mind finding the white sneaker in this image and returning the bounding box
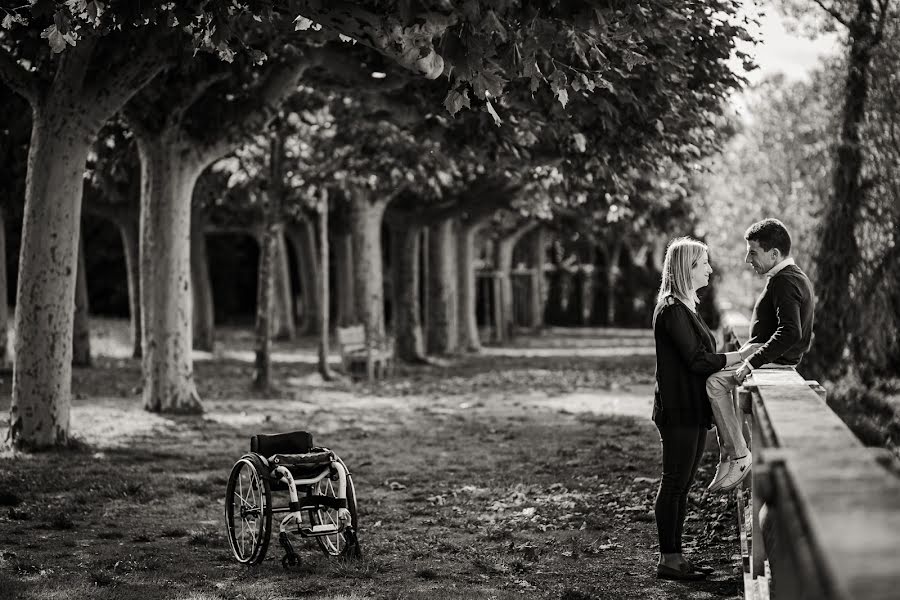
[718,453,752,492]
[707,461,732,492]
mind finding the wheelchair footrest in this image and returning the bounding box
[299,523,343,537]
[290,495,347,512]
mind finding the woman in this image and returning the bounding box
[651,237,755,581]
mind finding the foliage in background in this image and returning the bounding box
[695,69,838,315]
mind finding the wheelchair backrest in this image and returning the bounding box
[250,431,313,456]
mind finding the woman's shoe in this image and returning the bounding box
[684,559,715,574]
[656,563,707,581]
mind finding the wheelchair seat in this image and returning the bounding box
[271,450,334,468]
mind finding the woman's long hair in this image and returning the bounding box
[653,237,707,327]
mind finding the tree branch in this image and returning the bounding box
[0,48,43,105]
[811,0,851,28]
[293,1,454,79]
[83,30,171,125]
[872,0,890,45]
[196,52,322,166]
[171,69,232,125]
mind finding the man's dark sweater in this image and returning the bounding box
[747,263,815,368]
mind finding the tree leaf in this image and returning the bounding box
[443,88,471,116]
[485,99,502,126]
[294,15,314,31]
[41,24,71,53]
[622,49,648,71]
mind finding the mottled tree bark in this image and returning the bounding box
[316,193,334,380]
[603,240,623,326]
[349,189,388,377]
[72,236,92,367]
[10,114,93,447]
[391,219,426,362]
[270,232,296,340]
[529,227,547,329]
[119,219,142,358]
[286,219,321,335]
[495,222,538,342]
[0,208,7,366]
[456,219,484,352]
[426,218,458,355]
[335,232,358,326]
[7,36,166,449]
[137,134,202,413]
[191,212,215,352]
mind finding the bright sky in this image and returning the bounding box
[736,2,841,84]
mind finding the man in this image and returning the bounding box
[706,218,816,492]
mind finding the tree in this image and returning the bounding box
[779,0,897,377]
[1,5,170,447]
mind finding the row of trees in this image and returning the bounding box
[1,1,751,449]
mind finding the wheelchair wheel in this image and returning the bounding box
[310,470,361,558]
[225,456,272,564]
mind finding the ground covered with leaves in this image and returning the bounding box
[0,325,743,600]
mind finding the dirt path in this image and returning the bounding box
[0,325,742,600]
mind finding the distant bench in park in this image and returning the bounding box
[722,324,900,600]
[336,325,394,381]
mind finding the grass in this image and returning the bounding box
[0,323,742,600]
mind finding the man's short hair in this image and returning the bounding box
[744,218,791,256]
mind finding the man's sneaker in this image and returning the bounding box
[707,461,732,493]
[718,453,752,492]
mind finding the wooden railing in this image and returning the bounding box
[722,324,900,600]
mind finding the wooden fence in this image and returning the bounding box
[723,325,900,600]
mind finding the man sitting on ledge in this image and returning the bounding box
[706,218,816,492]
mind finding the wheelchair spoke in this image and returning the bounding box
[225,458,272,565]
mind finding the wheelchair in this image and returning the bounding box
[224,430,361,567]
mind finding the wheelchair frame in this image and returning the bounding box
[224,430,361,567]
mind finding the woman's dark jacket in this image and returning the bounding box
[652,296,726,428]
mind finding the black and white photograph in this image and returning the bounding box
[0,1,898,598]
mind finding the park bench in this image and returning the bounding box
[336,324,394,380]
[722,323,900,600]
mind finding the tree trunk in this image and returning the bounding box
[456,220,483,352]
[605,240,623,326]
[254,220,280,391]
[349,189,388,378]
[335,232,357,326]
[496,222,538,342]
[191,212,215,352]
[72,235,92,367]
[137,135,202,413]
[809,2,877,377]
[286,219,321,335]
[270,232,296,340]
[581,245,597,326]
[119,219,142,358]
[529,227,546,329]
[391,220,426,362]
[317,192,333,380]
[9,115,93,448]
[0,208,8,366]
[426,218,459,355]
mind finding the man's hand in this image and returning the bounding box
[734,363,752,385]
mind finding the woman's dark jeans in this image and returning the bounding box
[654,423,707,554]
